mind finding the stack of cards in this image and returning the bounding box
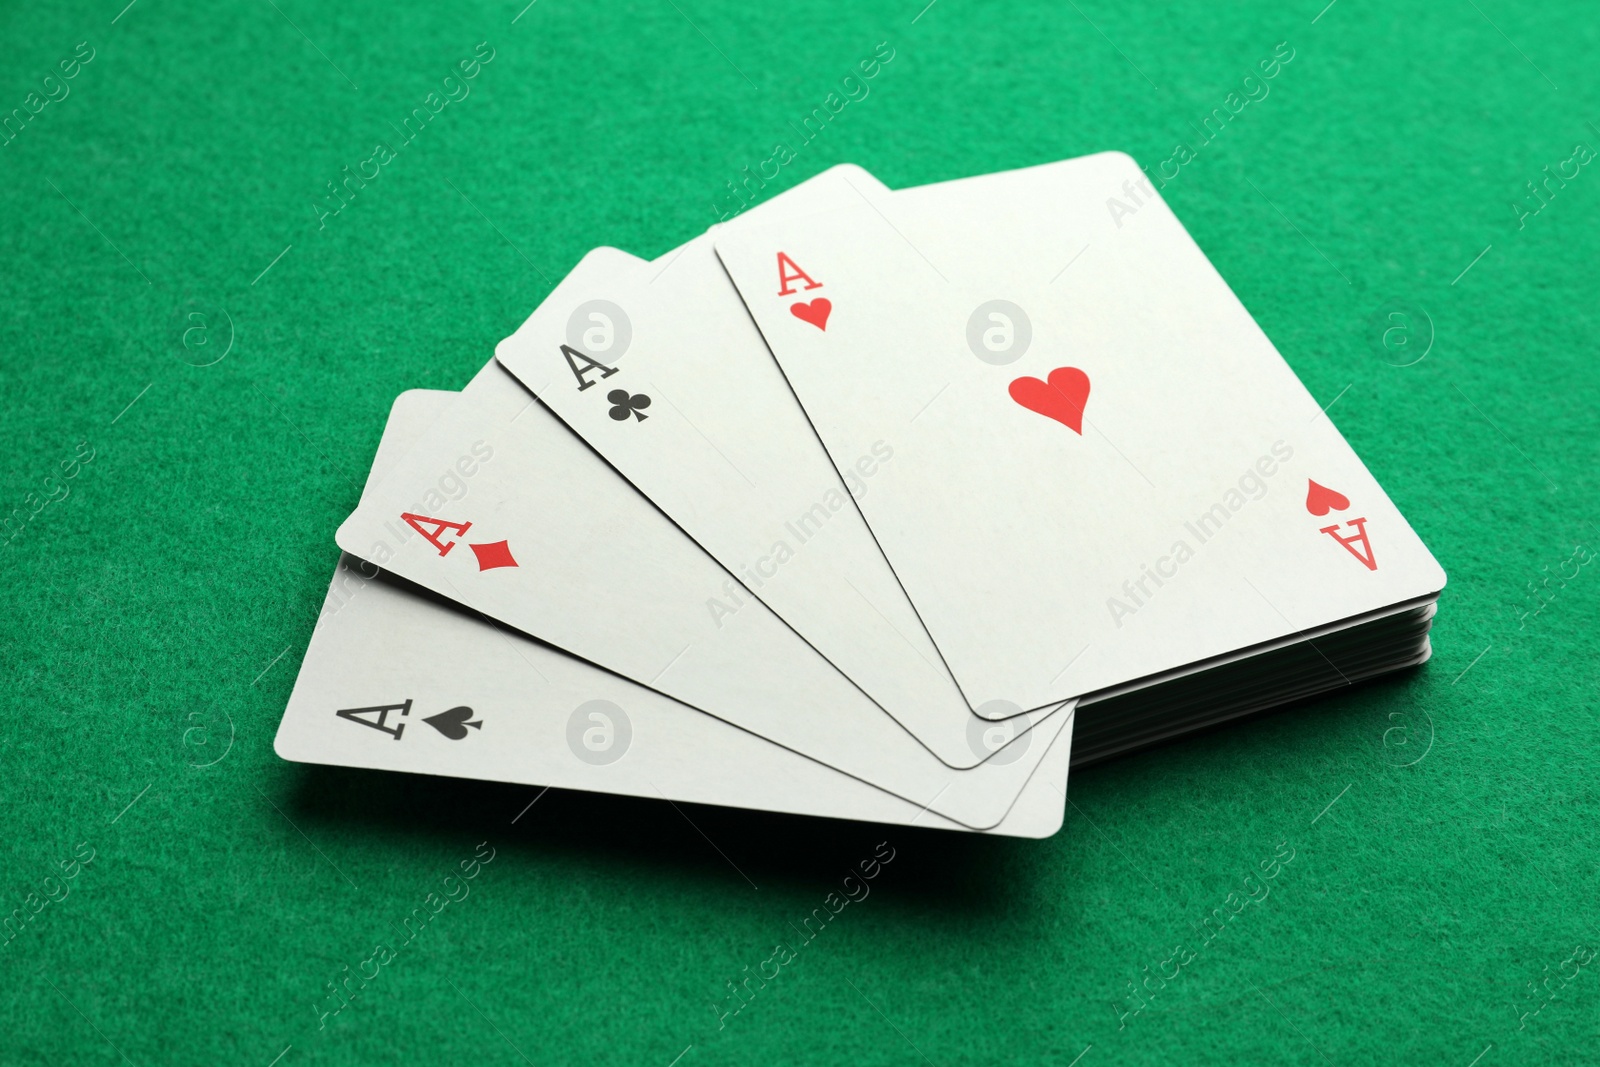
[275,153,1446,838]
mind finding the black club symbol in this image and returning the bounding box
[607,389,651,422]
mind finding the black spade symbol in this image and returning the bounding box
[423,705,482,740]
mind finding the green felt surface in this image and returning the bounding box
[3,0,1598,1063]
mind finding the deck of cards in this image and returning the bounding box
[274,153,1446,838]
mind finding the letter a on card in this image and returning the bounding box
[1320,518,1377,571]
[336,699,412,739]
[776,252,821,296]
[402,513,471,556]
[560,344,618,391]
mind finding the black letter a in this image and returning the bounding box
[561,344,618,391]
[336,699,412,739]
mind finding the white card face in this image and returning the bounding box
[278,390,1075,838]
[336,354,1071,830]
[715,152,1447,712]
[494,170,1036,776]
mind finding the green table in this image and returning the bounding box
[4,0,1597,1062]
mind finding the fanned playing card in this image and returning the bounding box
[336,352,1071,830]
[494,168,1045,783]
[279,389,1074,836]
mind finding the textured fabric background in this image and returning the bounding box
[2,0,1596,1063]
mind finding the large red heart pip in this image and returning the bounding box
[1009,367,1090,433]
[1304,479,1350,517]
[790,298,831,331]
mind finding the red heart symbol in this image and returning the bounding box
[1009,367,1090,433]
[1305,479,1350,517]
[790,298,831,331]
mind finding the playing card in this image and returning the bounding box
[493,169,1042,781]
[714,152,1447,712]
[279,389,1076,837]
[335,353,1072,830]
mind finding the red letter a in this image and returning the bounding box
[1320,517,1377,571]
[401,513,472,557]
[776,252,822,296]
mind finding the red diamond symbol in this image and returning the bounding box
[469,540,518,571]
